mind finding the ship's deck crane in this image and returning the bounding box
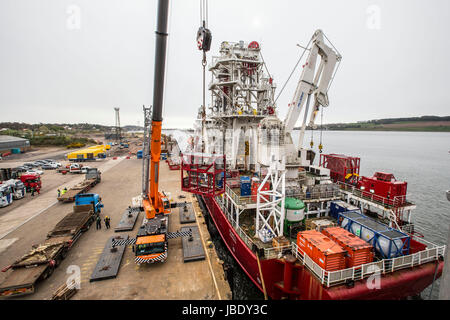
[283,30,341,165]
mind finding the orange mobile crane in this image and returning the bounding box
[131,0,191,264]
[143,0,171,220]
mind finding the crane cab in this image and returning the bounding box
[134,234,167,260]
[133,214,168,264]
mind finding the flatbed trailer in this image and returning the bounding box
[57,178,99,202]
[0,204,98,298]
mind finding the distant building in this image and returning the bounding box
[0,135,31,153]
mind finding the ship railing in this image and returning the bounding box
[286,185,341,202]
[291,240,445,287]
[263,245,292,260]
[225,185,254,207]
[217,193,292,260]
[217,194,258,252]
[337,181,410,208]
[224,184,340,208]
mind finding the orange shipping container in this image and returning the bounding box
[296,230,346,271]
[322,226,374,267]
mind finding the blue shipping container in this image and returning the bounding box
[329,200,360,219]
[240,176,251,196]
[337,210,410,259]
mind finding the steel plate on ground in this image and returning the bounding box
[89,235,128,282]
[180,226,205,262]
[114,208,140,232]
[178,202,195,224]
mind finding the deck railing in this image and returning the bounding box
[217,195,257,250]
[291,237,445,287]
[286,185,341,202]
[217,194,292,260]
[337,181,409,208]
[225,183,340,208]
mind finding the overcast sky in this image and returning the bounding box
[1,0,449,128]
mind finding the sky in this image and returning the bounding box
[0,0,449,128]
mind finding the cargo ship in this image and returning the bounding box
[177,31,446,299]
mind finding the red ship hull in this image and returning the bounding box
[202,195,444,300]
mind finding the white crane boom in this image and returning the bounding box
[284,30,341,151]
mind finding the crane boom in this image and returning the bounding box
[143,0,171,219]
[284,30,341,152]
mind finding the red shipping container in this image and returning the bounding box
[296,230,346,271]
[322,226,374,268]
[251,181,270,202]
[357,172,407,205]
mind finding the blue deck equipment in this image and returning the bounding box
[337,210,410,259]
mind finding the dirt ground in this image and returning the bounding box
[0,157,231,300]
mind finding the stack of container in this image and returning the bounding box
[322,226,374,267]
[296,230,346,271]
[240,176,251,196]
[337,210,410,258]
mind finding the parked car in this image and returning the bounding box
[42,163,58,170]
[34,160,49,166]
[26,169,44,175]
[23,163,38,168]
[13,167,27,173]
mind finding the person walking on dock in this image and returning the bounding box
[57,189,61,198]
[104,216,111,229]
[96,215,102,230]
[31,187,35,197]
[62,187,67,195]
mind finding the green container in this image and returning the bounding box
[278,197,306,236]
[11,148,21,154]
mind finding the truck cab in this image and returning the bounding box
[75,193,103,213]
[4,179,25,199]
[85,168,101,182]
[19,174,41,192]
[0,184,13,207]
